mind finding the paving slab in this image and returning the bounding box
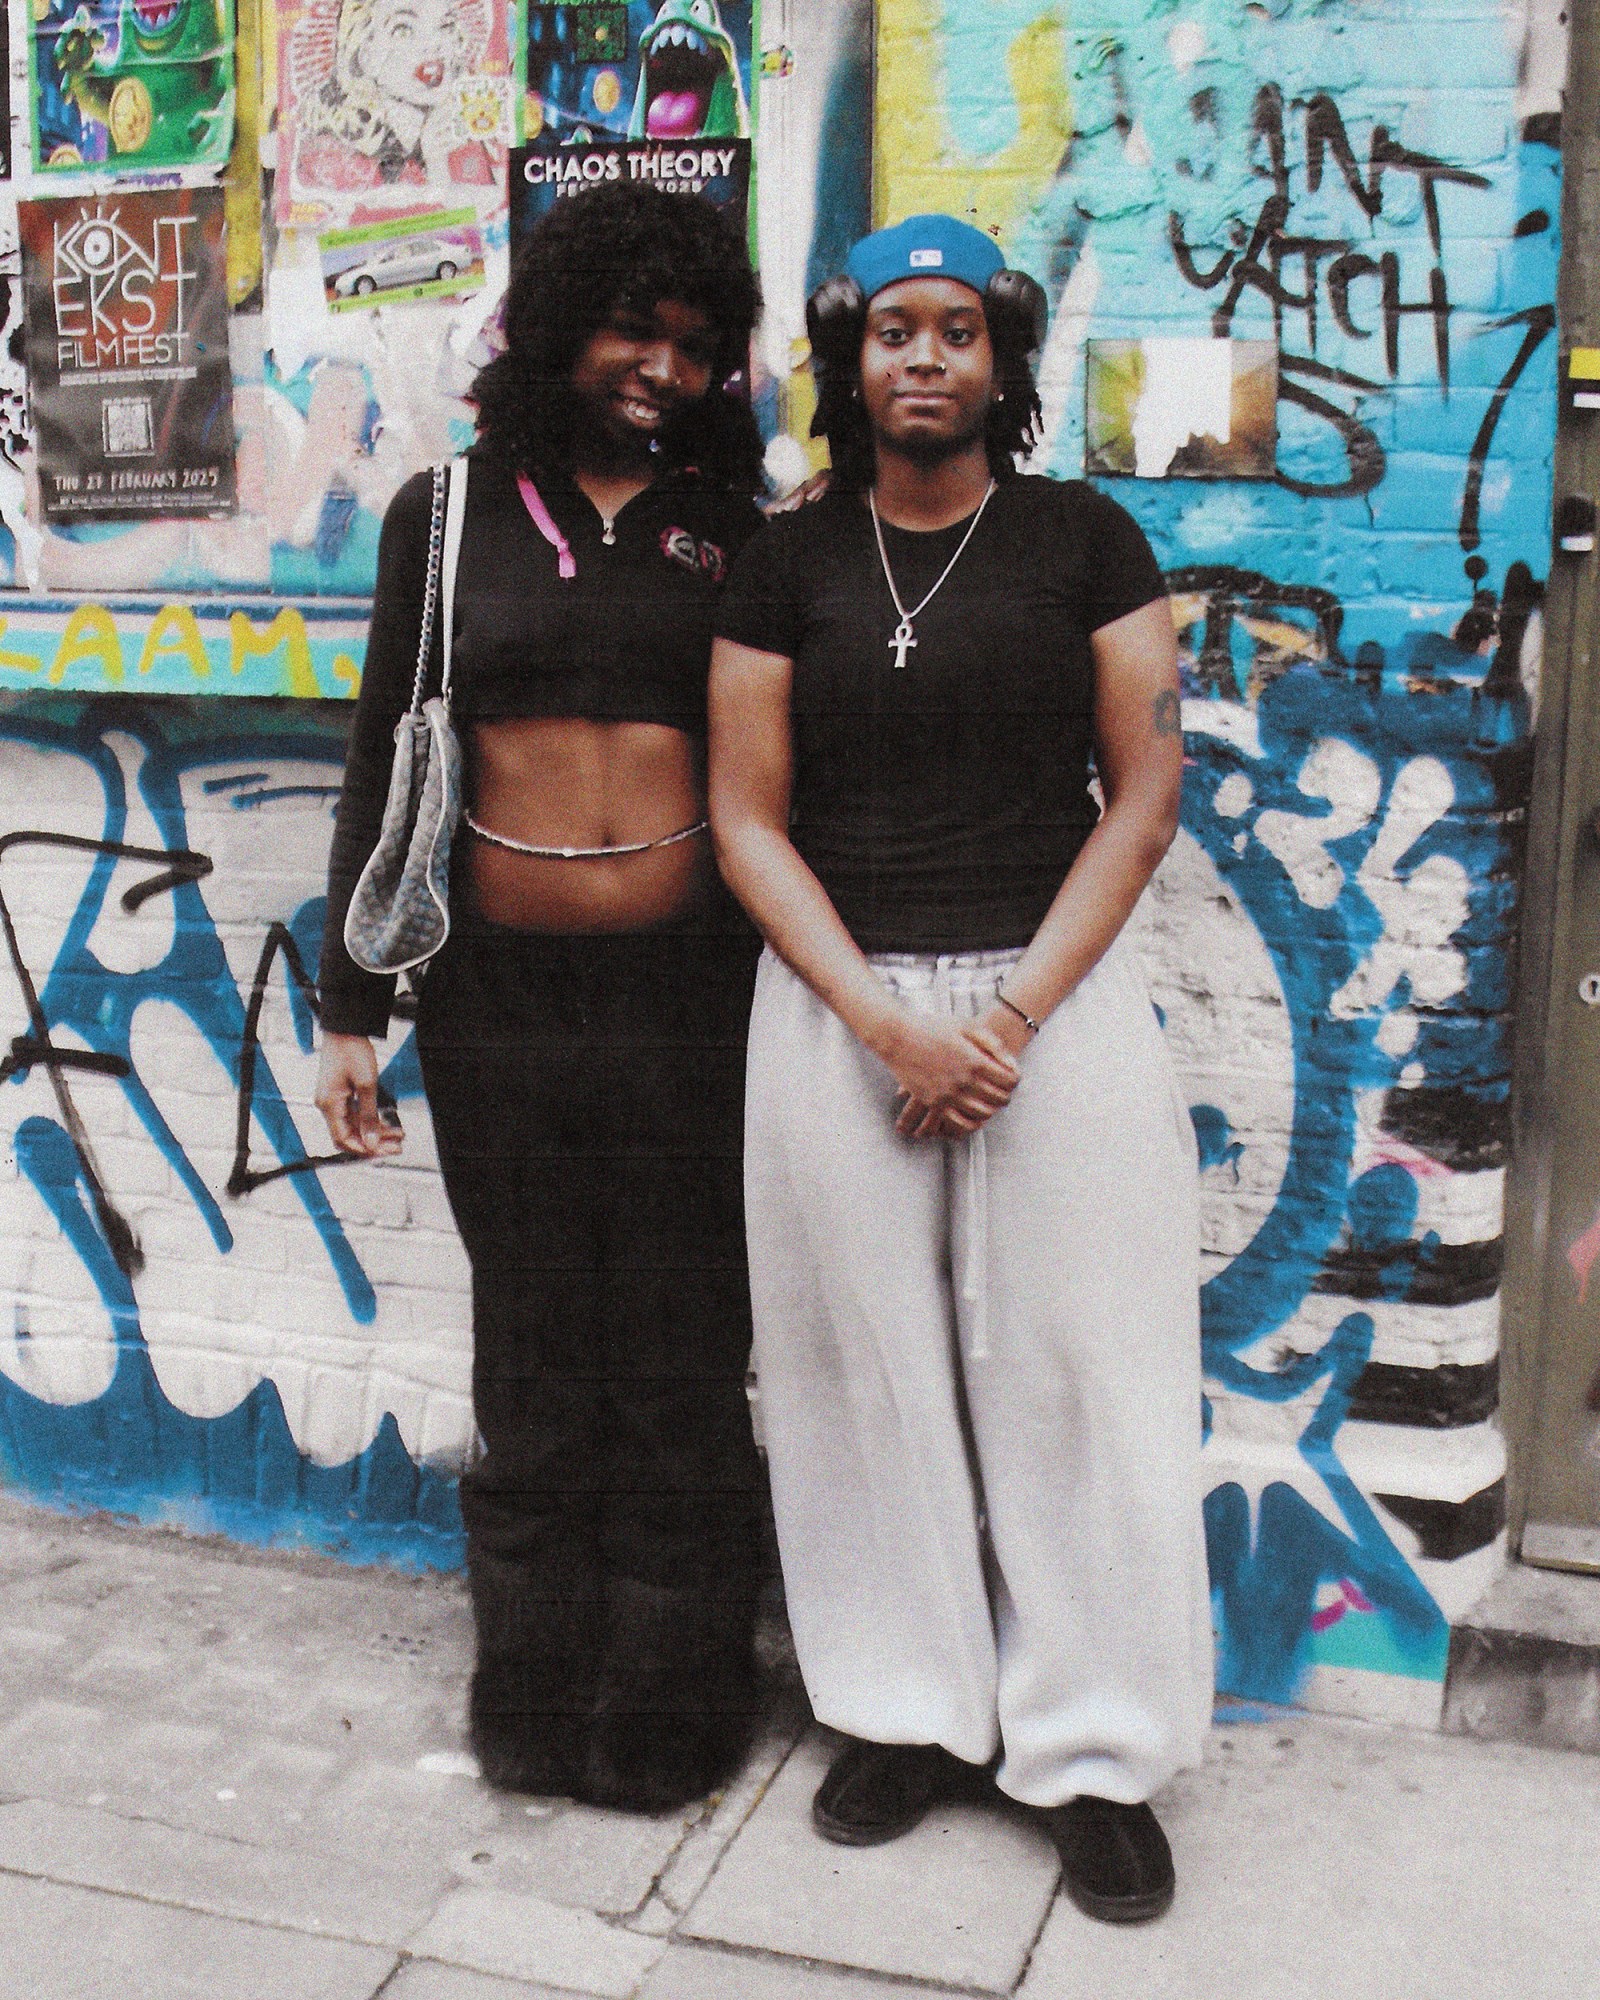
[386,1966,584,2000]
[0,1872,395,2000]
[1019,1715,1600,2000]
[408,1885,668,1997]
[0,1796,445,1946]
[442,1794,701,1918]
[653,1715,806,1916]
[681,1730,1059,1992]
[293,1753,513,1854]
[641,1942,963,2000]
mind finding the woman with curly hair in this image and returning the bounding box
[315,182,768,1814]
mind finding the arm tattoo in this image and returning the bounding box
[1152,689,1182,737]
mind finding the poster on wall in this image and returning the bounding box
[277,0,511,225]
[19,188,238,523]
[319,207,486,310]
[514,1,753,244]
[522,0,753,148]
[29,0,237,173]
[1084,338,1279,481]
[509,135,749,249]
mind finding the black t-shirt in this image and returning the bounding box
[713,476,1167,953]
[318,451,764,1036]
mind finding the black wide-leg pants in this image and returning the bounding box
[415,904,762,1734]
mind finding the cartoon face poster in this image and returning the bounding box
[18,188,238,523]
[278,0,511,224]
[523,0,752,146]
[30,0,237,173]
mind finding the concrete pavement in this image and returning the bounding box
[0,1494,1595,2000]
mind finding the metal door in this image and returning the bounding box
[1507,0,1600,1571]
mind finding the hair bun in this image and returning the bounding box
[984,269,1048,354]
[805,275,867,355]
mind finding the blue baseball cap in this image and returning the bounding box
[844,214,1006,304]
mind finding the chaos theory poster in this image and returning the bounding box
[19,188,237,523]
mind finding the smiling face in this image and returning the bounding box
[353,0,462,114]
[858,277,997,462]
[567,296,717,464]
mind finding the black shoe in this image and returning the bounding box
[1039,1796,1175,1923]
[811,1737,979,1847]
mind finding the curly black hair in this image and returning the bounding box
[806,267,1047,491]
[471,181,764,490]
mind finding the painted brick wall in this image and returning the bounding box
[875,0,1563,1720]
[0,697,472,1565]
[0,0,1569,1724]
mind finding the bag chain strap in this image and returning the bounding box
[406,462,448,717]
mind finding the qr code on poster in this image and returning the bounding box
[102,396,155,457]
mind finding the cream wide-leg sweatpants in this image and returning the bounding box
[744,939,1214,1808]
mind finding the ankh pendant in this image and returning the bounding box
[889,618,917,669]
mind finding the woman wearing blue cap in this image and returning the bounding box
[708,214,1210,1921]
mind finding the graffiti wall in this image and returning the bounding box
[0,0,1567,1723]
[876,0,1562,1718]
[0,695,471,1562]
[0,8,876,1563]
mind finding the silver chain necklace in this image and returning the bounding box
[869,480,997,669]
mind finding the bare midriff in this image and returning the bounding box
[466,715,712,931]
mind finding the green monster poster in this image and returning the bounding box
[515,0,753,247]
[522,0,752,146]
[30,0,237,173]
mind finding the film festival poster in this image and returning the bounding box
[19,187,239,524]
[513,2,753,249]
[29,0,237,174]
[277,0,512,226]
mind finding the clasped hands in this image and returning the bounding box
[882,1004,1032,1141]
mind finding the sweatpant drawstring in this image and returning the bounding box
[963,1128,989,1362]
[932,956,991,1364]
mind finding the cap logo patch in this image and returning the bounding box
[908,248,944,268]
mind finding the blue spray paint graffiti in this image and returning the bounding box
[996,0,1556,1701]
[0,696,462,1566]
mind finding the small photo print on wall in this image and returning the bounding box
[277,0,511,225]
[1085,338,1278,480]
[18,187,238,523]
[28,0,236,173]
[319,208,486,310]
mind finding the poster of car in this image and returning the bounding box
[18,188,238,523]
[29,0,236,173]
[277,0,511,226]
[319,208,487,310]
[522,0,752,147]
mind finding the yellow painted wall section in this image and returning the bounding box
[874,0,1071,242]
